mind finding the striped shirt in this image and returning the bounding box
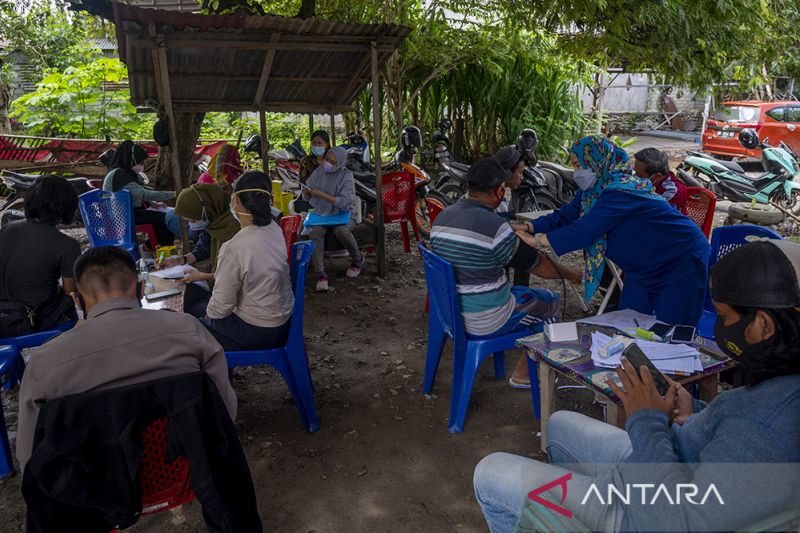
[430,198,518,336]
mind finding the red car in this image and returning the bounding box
[702,100,800,158]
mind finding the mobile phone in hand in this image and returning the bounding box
[621,343,671,396]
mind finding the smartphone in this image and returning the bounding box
[144,288,181,301]
[648,323,673,339]
[621,343,671,396]
[670,325,696,344]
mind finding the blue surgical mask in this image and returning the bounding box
[311,146,327,157]
[188,220,209,231]
[573,168,598,191]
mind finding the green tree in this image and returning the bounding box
[10,57,139,138]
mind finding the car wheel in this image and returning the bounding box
[727,202,785,225]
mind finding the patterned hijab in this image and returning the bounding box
[570,135,663,303]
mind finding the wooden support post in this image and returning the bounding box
[330,113,336,145]
[371,42,385,278]
[151,28,189,250]
[259,109,269,177]
[308,114,314,136]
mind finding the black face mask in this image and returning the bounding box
[713,312,771,360]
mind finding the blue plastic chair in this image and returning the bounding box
[0,320,75,478]
[78,189,139,259]
[225,241,320,432]
[697,224,783,338]
[419,244,542,433]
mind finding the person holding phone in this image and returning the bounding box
[473,239,800,532]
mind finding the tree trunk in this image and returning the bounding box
[154,112,205,191]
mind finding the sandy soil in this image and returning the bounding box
[0,224,605,532]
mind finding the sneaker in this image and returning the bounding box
[316,275,329,291]
[346,263,362,279]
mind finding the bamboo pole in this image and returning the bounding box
[330,113,336,146]
[371,42,385,278]
[259,109,269,177]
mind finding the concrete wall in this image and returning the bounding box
[579,73,705,114]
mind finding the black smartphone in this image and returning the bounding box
[144,288,181,301]
[671,325,696,344]
[621,343,671,396]
[648,323,673,338]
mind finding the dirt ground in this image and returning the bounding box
[0,223,606,532]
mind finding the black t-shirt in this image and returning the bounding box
[0,221,81,308]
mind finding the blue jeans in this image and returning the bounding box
[473,411,631,533]
[472,286,560,339]
[164,208,199,241]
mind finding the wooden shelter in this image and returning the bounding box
[102,2,410,275]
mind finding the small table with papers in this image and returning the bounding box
[518,310,735,451]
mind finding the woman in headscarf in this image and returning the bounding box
[298,129,330,184]
[102,140,176,246]
[302,145,362,291]
[159,184,240,280]
[515,135,710,326]
[197,143,243,191]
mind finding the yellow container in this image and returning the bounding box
[155,245,178,263]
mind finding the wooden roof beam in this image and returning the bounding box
[335,54,373,106]
[253,33,281,106]
[128,35,395,53]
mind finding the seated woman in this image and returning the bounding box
[0,176,80,335]
[298,129,330,184]
[197,143,244,191]
[189,171,294,351]
[102,140,176,246]
[302,146,363,292]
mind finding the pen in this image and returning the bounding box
[634,318,640,327]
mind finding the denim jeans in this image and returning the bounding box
[473,410,632,533]
[164,208,198,241]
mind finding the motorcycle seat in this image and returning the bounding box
[2,171,43,181]
[690,152,746,174]
[538,161,574,182]
[450,161,471,173]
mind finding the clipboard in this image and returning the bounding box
[303,211,351,228]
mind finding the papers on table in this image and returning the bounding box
[578,309,659,332]
[590,331,703,375]
[150,264,195,279]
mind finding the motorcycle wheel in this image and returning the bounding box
[778,190,800,215]
[415,190,449,240]
[438,182,466,204]
[515,192,558,214]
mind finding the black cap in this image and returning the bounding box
[711,240,800,308]
[467,158,508,192]
[494,145,524,181]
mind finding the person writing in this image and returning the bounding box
[188,171,294,351]
[102,140,176,246]
[473,239,800,532]
[0,176,80,336]
[302,146,363,291]
[159,184,240,286]
[16,245,236,470]
[516,135,710,327]
[633,147,688,215]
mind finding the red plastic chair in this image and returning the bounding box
[685,187,716,239]
[382,171,419,253]
[135,224,159,252]
[280,215,302,265]
[423,200,445,314]
[109,417,194,532]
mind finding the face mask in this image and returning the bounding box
[311,146,326,157]
[713,312,771,360]
[323,161,336,173]
[230,204,240,223]
[573,168,598,191]
[189,220,209,231]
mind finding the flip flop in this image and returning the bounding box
[508,377,531,389]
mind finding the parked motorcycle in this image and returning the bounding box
[677,128,800,213]
[0,171,98,228]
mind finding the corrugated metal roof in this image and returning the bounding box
[112,2,410,114]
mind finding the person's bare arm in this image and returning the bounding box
[530,251,582,285]
[62,277,77,296]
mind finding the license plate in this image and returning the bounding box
[718,131,734,138]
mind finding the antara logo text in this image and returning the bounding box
[528,473,725,517]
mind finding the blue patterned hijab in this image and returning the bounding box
[570,135,664,303]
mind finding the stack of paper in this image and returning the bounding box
[590,332,703,375]
[578,309,659,332]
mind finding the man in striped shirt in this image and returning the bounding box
[431,158,579,387]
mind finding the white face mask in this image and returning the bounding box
[230,204,240,223]
[188,220,209,231]
[573,168,598,191]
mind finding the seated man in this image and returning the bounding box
[633,147,688,214]
[17,246,236,470]
[473,240,800,532]
[430,158,581,389]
